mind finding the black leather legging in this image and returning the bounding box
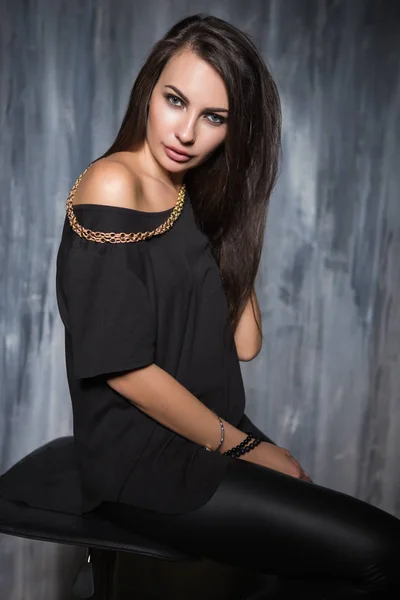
[98,414,400,598]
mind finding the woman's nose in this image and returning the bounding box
[176,115,196,144]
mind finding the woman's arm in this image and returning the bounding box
[234,286,262,361]
[106,363,307,479]
[107,364,249,454]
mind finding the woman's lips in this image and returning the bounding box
[163,144,192,163]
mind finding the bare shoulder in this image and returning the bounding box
[72,157,141,209]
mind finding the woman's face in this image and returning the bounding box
[146,49,229,175]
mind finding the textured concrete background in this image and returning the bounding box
[1,0,399,597]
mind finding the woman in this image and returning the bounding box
[56,13,400,598]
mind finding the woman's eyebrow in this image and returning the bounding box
[164,85,229,113]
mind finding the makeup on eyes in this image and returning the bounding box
[163,91,227,126]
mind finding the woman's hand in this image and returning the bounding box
[241,441,312,482]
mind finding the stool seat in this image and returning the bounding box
[0,436,191,562]
[0,494,191,561]
[0,436,279,599]
[0,436,349,599]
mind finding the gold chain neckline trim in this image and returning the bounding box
[66,163,186,244]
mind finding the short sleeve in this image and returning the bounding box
[63,245,156,379]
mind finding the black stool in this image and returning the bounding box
[0,437,281,599]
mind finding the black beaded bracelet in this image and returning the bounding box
[222,432,253,456]
[222,431,261,458]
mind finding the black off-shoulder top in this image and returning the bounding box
[2,184,247,516]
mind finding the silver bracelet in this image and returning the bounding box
[204,410,225,452]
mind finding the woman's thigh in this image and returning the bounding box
[183,459,400,585]
[100,415,400,594]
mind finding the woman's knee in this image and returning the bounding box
[349,512,400,593]
[354,553,398,594]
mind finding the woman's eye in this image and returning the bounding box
[166,94,183,107]
[206,114,226,126]
[165,94,226,126]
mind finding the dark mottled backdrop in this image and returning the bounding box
[1,0,399,598]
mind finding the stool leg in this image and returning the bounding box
[90,548,118,600]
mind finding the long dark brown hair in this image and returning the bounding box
[95,13,282,335]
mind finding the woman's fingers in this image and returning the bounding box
[285,450,312,482]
